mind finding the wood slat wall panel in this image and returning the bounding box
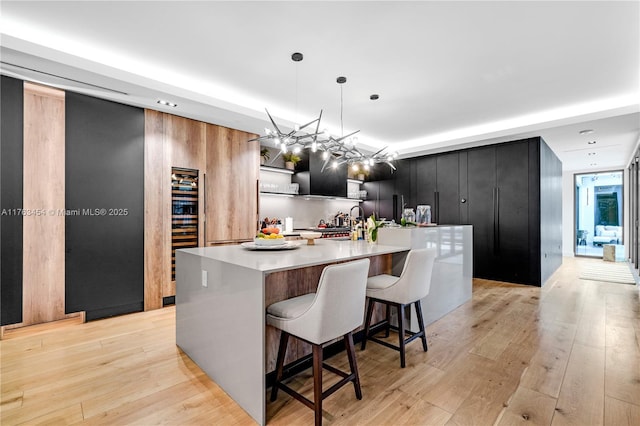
[143,110,165,310]
[22,82,66,325]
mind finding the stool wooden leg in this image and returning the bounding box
[312,344,323,426]
[414,301,428,352]
[397,303,406,368]
[384,304,391,337]
[271,331,289,402]
[361,298,375,350]
[344,332,362,400]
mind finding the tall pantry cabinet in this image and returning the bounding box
[467,139,546,285]
[414,137,562,287]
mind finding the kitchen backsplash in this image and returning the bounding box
[259,196,360,229]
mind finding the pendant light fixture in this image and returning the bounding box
[249,52,326,162]
[251,54,398,172]
[320,76,397,172]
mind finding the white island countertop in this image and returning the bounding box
[179,239,409,273]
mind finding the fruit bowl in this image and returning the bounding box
[254,236,286,246]
[299,231,322,245]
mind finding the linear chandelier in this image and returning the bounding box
[249,53,398,172]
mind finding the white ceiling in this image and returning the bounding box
[1,1,639,171]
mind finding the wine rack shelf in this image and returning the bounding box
[171,167,199,282]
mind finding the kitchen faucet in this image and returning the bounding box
[350,205,364,231]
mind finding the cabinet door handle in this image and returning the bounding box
[434,191,439,223]
[493,187,500,254]
[203,173,206,246]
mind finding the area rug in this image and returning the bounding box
[579,262,637,285]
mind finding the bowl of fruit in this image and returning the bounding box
[299,231,322,245]
[255,227,286,246]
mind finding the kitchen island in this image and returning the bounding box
[175,240,410,425]
[378,225,473,329]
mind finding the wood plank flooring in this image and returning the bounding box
[1,257,638,425]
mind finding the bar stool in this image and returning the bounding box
[267,258,370,426]
[361,248,436,368]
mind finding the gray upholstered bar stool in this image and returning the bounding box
[361,248,436,368]
[267,258,370,426]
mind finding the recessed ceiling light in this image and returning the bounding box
[157,99,177,107]
[587,140,596,145]
[579,129,594,135]
[588,152,596,156]
[370,94,379,100]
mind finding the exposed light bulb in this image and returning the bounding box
[393,152,398,158]
[364,164,370,171]
[265,128,272,135]
[332,161,338,169]
[311,142,318,152]
[387,155,393,161]
[281,143,288,153]
[322,151,329,160]
[293,146,301,154]
[352,164,359,172]
[274,137,281,145]
[294,124,300,131]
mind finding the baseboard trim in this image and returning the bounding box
[0,311,85,340]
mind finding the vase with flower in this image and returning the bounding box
[366,213,384,243]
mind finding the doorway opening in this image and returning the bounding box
[575,171,624,258]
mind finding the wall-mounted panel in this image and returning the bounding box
[22,82,66,325]
[65,92,144,320]
[1,76,24,325]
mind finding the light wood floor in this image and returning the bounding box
[1,257,639,425]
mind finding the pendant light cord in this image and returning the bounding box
[340,83,344,137]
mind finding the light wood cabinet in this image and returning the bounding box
[144,111,259,310]
[205,124,259,244]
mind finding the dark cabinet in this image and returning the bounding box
[466,138,560,286]
[366,136,562,287]
[363,179,395,220]
[415,152,461,225]
[393,159,416,221]
[496,141,531,283]
[293,149,347,197]
[468,141,532,283]
[415,156,437,214]
[436,153,461,224]
[467,145,497,279]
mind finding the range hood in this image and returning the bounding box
[292,149,348,198]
